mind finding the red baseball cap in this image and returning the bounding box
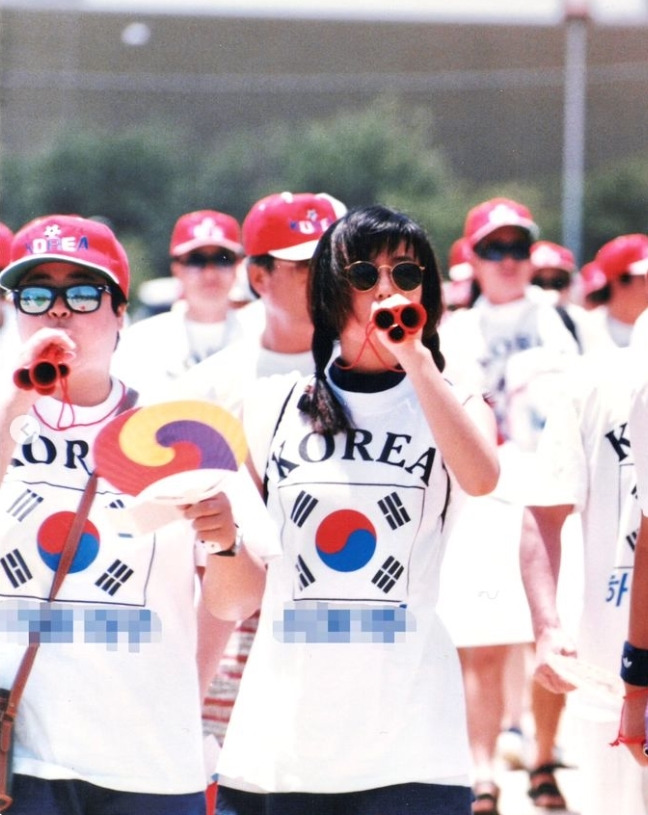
[448,237,474,282]
[169,210,243,257]
[0,222,14,270]
[0,215,130,298]
[531,241,576,274]
[242,192,346,260]
[580,260,607,296]
[594,233,648,281]
[464,197,539,248]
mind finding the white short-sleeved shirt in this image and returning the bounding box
[527,348,641,703]
[0,380,206,793]
[629,371,648,517]
[217,373,471,794]
[111,301,254,404]
[439,288,580,445]
[175,336,313,418]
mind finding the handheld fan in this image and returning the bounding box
[546,653,624,703]
[93,400,247,504]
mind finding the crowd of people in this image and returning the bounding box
[0,194,648,815]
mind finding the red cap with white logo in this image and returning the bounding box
[464,197,539,248]
[0,214,130,298]
[580,260,607,296]
[242,192,346,261]
[594,233,648,281]
[169,210,243,257]
[0,222,14,270]
[531,241,576,274]
[448,236,474,282]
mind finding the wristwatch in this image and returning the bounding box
[202,526,243,557]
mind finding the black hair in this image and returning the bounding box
[245,254,275,298]
[586,283,611,305]
[467,278,482,307]
[110,286,128,314]
[247,254,275,272]
[299,204,445,435]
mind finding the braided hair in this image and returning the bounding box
[299,205,446,435]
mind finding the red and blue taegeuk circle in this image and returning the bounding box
[37,512,100,572]
[315,509,376,572]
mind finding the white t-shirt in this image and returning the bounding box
[629,370,648,516]
[217,372,471,793]
[0,379,205,794]
[526,348,641,713]
[585,306,636,349]
[111,301,253,404]
[176,335,313,418]
[439,288,580,444]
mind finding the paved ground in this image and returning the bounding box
[499,765,581,815]
[494,705,583,815]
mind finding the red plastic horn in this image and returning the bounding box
[13,347,70,395]
[372,302,427,342]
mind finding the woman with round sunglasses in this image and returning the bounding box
[208,205,500,815]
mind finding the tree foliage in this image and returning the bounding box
[3,95,648,307]
[583,157,648,258]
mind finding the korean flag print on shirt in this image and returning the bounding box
[282,479,424,606]
[0,478,153,607]
[0,393,154,608]
[266,375,453,635]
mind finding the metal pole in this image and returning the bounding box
[562,1,588,266]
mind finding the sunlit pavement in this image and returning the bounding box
[496,706,582,815]
[499,765,581,815]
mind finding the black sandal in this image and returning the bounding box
[528,763,567,810]
[472,781,500,815]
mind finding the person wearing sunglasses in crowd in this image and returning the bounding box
[111,209,252,404]
[202,204,500,815]
[0,214,269,815]
[530,240,585,354]
[437,199,581,815]
[533,237,648,356]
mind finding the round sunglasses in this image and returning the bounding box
[13,283,113,315]
[344,261,425,292]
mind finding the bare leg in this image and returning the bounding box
[460,644,511,780]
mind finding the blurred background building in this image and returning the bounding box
[1,0,647,185]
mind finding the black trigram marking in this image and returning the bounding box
[291,491,318,527]
[1,549,33,588]
[95,559,133,596]
[296,555,316,590]
[378,492,410,530]
[7,489,43,522]
[371,556,404,593]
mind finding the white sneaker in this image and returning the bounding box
[496,727,526,770]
